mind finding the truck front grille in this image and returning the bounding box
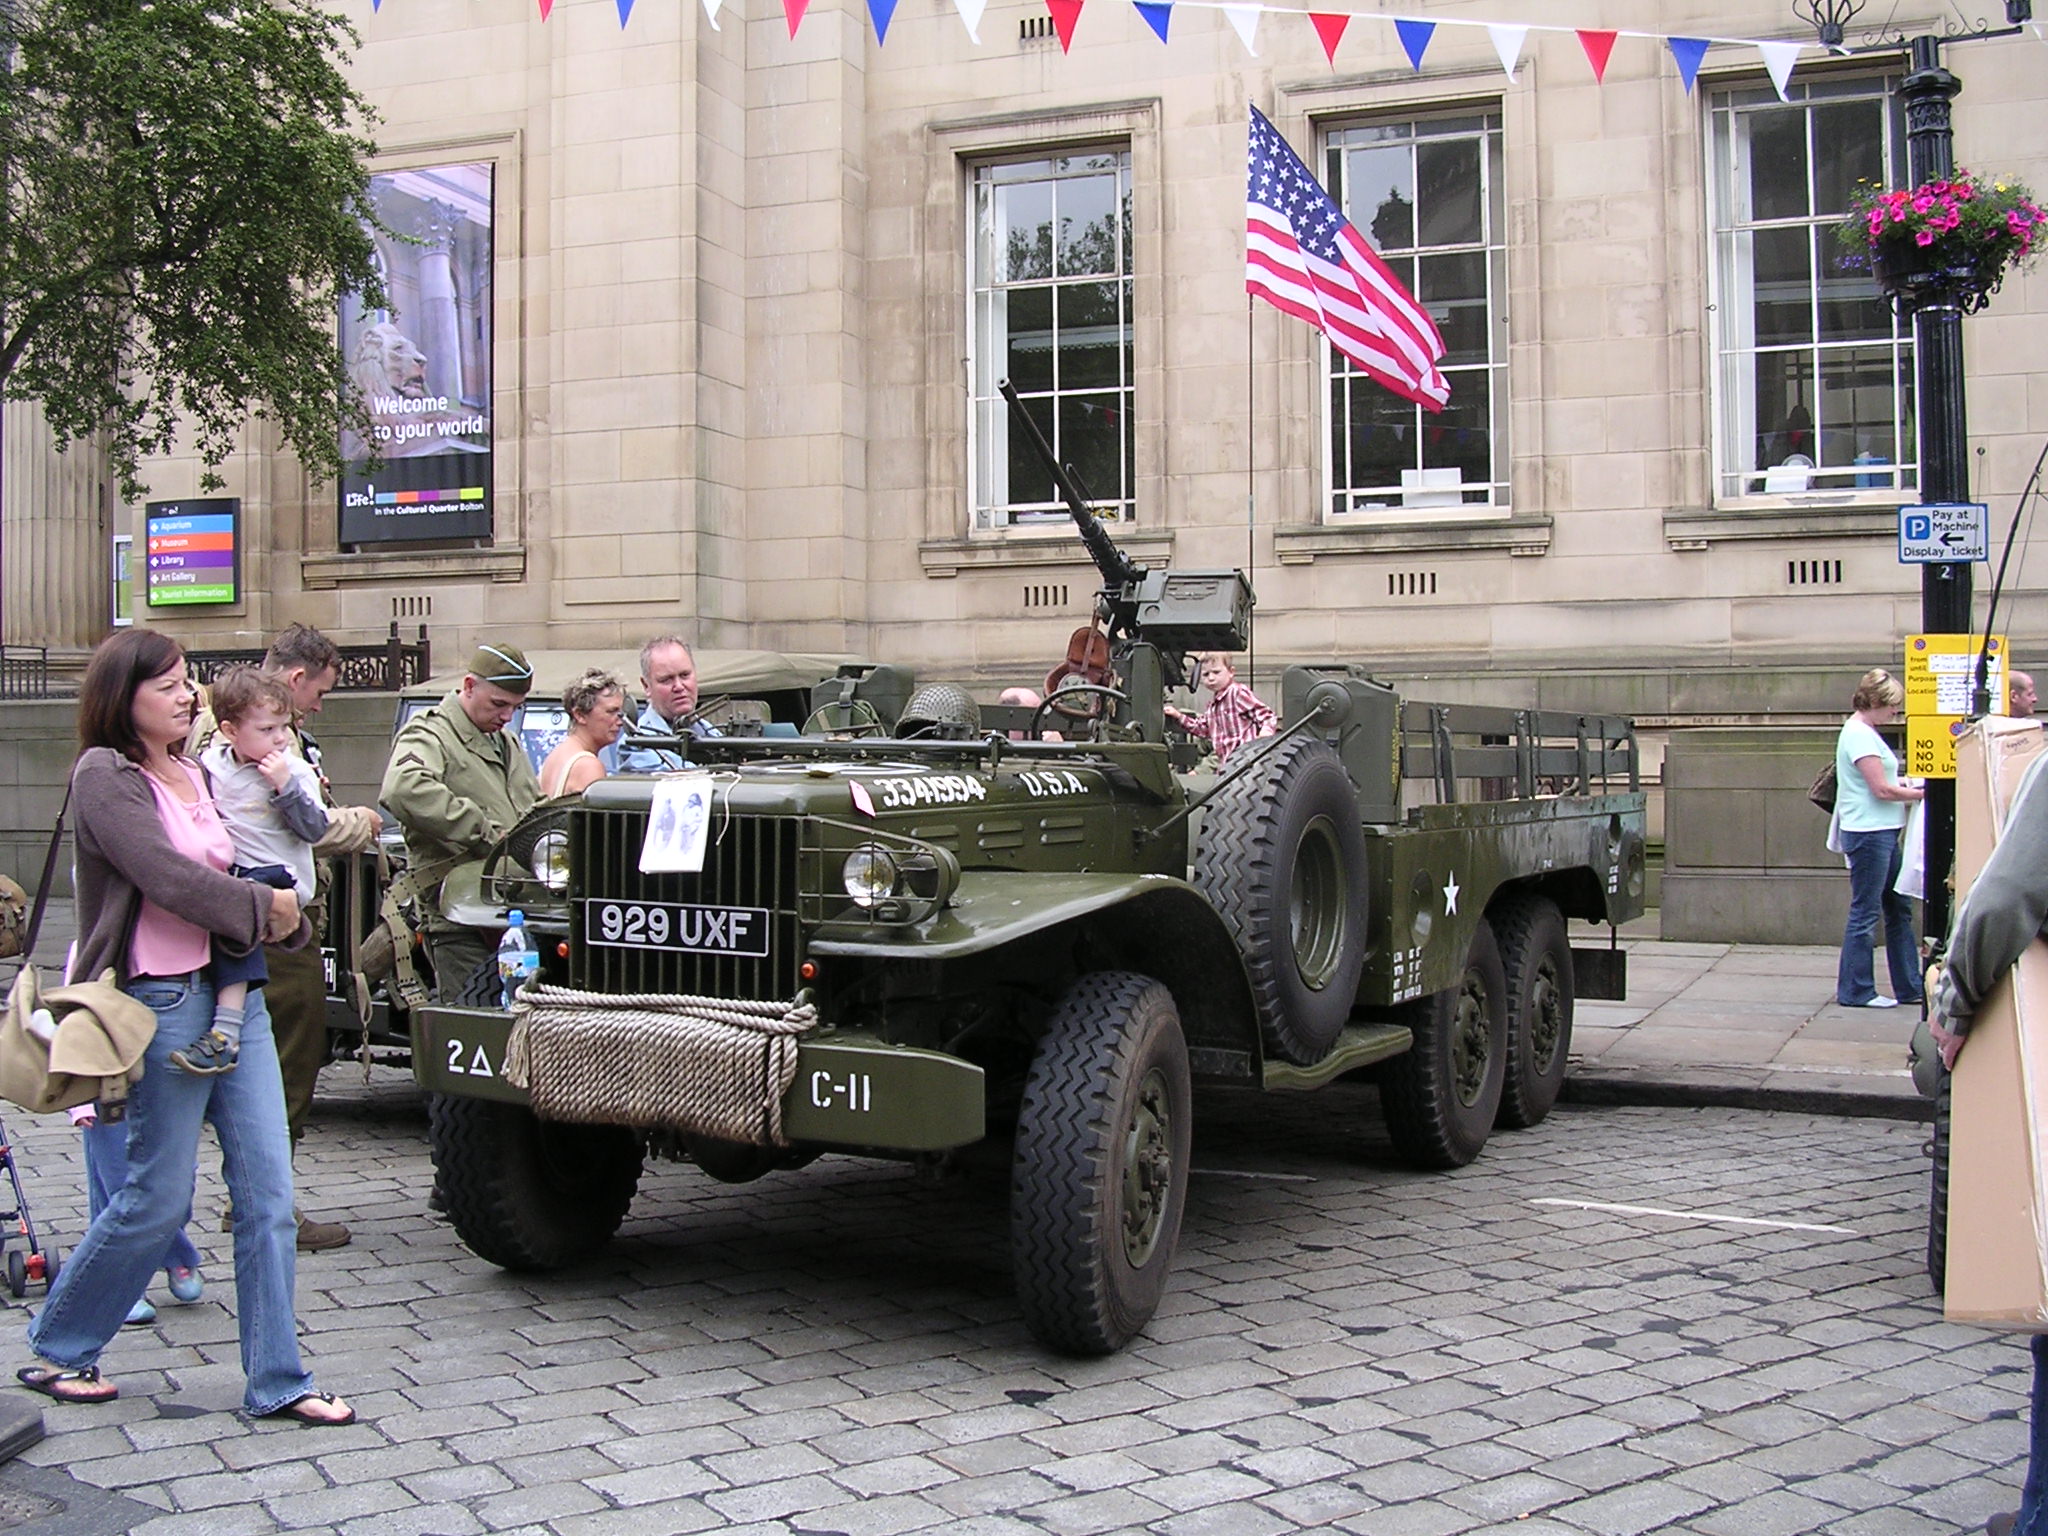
[568,808,803,1002]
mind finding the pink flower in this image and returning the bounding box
[1913,194,1936,214]
[1915,230,1936,246]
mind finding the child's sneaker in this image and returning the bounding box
[169,1031,238,1076]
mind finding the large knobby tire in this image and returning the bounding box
[428,958,644,1271]
[1928,1070,1950,1294]
[1011,972,1192,1356]
[1493,895,1575,1130]
[1191,736,1369,1066]
[1378,921,1508,1169]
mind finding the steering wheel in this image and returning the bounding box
[1032,682,1128,735]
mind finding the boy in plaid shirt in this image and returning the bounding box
[1165,655,1276,765]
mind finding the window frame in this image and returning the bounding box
[1320,107,1509,523]
[1705,73,1914,511]
[966,146,1136,532]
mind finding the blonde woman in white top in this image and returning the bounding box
[539,669,627,798]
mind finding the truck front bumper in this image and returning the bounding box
[412,1004,986,1152]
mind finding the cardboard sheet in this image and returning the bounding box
[1946,715,2048,1328]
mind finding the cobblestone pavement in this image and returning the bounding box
[0,1071,2020,1535]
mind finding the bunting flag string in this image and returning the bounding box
[443,0,1815,102]
[1047,0,1083,50]
[1309,11,1346,66]
[1576,28,1617,81]
[1393,17,1431,70]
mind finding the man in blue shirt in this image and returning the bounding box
[609,635,715,773]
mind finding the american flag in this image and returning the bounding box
[1245,106,1449,412]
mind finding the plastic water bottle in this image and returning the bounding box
[497,910,538,1009]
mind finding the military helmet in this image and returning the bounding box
[895,683,982,740]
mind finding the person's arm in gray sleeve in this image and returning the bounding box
[272,776,330,845]
[1939,751,2048,1032]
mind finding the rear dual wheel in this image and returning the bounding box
[1493,895,1575,1129]
[1378,922,1508,1169]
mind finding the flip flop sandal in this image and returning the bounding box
[16,1366,118,1404]
[262,1392,356,1427]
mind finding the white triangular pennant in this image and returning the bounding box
[700,0,721,28]
[1486,23,1526,80]
[953,0,986,42]
[1223,4,1259,54]
[1758,39,1802,100]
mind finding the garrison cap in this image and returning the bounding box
[468,642,534,695]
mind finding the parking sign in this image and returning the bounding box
[1899,503,1989,564]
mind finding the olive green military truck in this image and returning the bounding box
[411,392,1647,1357]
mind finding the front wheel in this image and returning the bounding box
[1377,922,1508,1169]
[429,1095,644,1271]
[1011,972,1192,1356]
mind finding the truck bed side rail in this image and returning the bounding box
[1397,704,1640,804]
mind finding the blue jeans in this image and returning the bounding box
[2022,1335,2048,1535]
[28,973,313,1414]
[1837,827,1922,1006]
[82,1122,202,1278]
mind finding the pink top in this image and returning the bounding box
[128,758,237,978]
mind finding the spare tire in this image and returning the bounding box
[1191,736,1368,1065]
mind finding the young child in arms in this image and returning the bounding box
[186,666,329,1075]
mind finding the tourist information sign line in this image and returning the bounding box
[1899,502,1989,565]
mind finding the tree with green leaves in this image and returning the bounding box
[0,0,385,507]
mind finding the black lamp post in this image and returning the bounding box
[1798,0,2033,941]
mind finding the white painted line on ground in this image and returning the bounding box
[1530,1197,1856,1235]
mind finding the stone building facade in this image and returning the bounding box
[8,0,2045,738]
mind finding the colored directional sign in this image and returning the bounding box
[144,498,240,606]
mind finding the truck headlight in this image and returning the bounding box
[529,830,570,892]
[842,845,899,908]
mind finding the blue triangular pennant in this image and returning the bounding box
[1395,18,1434,71]
[1135,0,1170,42]
[1667,35,1709,92]
[867,0,898,41]
[615,0,633,24]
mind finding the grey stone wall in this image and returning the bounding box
[1660,727,1869,946]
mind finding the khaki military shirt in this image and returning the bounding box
[380,692,541,926]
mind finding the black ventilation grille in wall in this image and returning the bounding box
[1387,571,1438,597]
[393,594,432,618]
[1020,13,1053,40]
[1787,559,1843,586]
[1023,583,1069,610]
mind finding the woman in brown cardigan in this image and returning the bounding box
[17,630,353,1425]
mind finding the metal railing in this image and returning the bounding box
[186,623,431,693]
[1398,702,1642,802]
[0,646,50,700]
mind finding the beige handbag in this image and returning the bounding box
[0,965,157,1114]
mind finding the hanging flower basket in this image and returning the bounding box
[1839,171,2044,317]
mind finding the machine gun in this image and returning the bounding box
[997,380,1252,660]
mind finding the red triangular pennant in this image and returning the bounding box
[782,0,809,32]
[1047,0,1082,51]
[537,0,552,17]
[1577,28,1617,81]
[1310,11,1347,66]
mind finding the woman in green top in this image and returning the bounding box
[1834,667,1926,1007]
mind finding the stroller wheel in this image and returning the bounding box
[40,1248,59,1290]
[5,1249,24,1299]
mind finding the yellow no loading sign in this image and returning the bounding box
[1903,633,2006,779]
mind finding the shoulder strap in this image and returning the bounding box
[23,776,75,963]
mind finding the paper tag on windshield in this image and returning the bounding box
[640,774,712,873]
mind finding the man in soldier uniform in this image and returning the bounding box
[380,643,542,997]
[613,635,714,773]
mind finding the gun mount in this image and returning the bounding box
[997,380,1252,660]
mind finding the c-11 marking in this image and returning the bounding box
[810,1071,872,1112]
